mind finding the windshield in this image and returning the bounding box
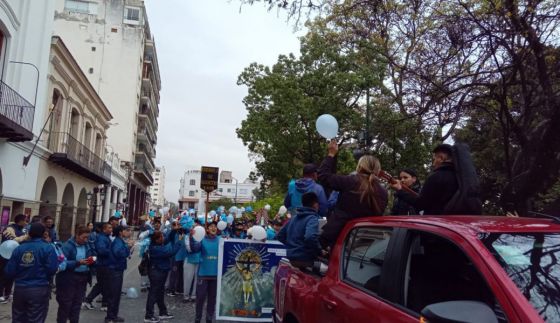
[482,233,560,322]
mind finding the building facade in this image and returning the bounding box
[36,36,113,240]
[53,0,161,224]
[149,166,165,209]
[0,0,57,228]
[178,170,258,213]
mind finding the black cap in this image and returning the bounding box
[303,164,317,176]
[433,144,453,156]
[29,222,46,238]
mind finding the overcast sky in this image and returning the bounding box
[144,1,302,203]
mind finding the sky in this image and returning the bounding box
[144,1,303,203]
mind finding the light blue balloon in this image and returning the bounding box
[316,114,339,139]
[226,215,234,224]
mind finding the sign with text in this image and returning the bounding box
[200,166,219,193]
[216,239,287,322]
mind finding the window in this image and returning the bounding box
[483,233,560,322]
[189,191,195,197]
[227,188,232,193]
[239,189,248,195]
[218,188,223,192]
[124,6,141,24]
[225,179,231,183]
[342,227,392,295]
[65,0,98,15]
[189,179,195,186]
[404,231,507,322]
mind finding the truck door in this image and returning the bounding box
[317,226,416,323]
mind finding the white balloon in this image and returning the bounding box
[316,114,339,139]
[0,240,19,259]
[229,206,238,214]
[126,287,139,298]
[158,209,163,215]
[235,212,242,219]
[251,226,267,240]
[240,207,245,212]
[193,226,206,242]
[217,221,227,231]
[226,215,234,224]
[247,227,254,236]
[264,204,271,211]
[278,205,287,215]
[163,206,170,214]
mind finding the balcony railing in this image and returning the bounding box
[134,152,154,185]
[48,132,111,184]
[0,80,35,141]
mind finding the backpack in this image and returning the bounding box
[443,142,483,215]
[138,251,151,276]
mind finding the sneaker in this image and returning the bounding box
[166,292,176,297]
[82,301,95,310]
[144,316,159,323]
[0,296,7,304]
[100,306,108,312]
[158,313,174,320]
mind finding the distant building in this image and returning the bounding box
[149,166,166,209]
[53,0,162,224]
[178,169,258,212]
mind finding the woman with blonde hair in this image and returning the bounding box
[318,140,388,249]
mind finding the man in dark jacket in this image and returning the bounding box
[56,225,95,323]
[391,144,458,215]
[0,213,28,304]
[105,225,133,323]
[4,222,58,323]
[43,216,58,242]
[277,192,322,268]
[83,223,112,310]
[284,164,328,217]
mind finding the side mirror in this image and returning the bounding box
[420,301,498,323]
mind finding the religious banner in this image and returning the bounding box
[216,238,287,322]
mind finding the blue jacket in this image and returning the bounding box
[108,237,130,271]
[4,238,58,287]
[60,237,95,272]
[277,207,321,261]
[190,235,220,277]
[148,241,181,271]
[284,178,328,217]
[94,233,112,267]
[184,234,201,264]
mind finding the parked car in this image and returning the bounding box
[274,216,560,323]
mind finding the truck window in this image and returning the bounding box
[342,227,392,295]
[403,231,508,323]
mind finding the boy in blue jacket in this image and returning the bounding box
[84,222,112,310]
[190,222,221,323]
[277,192,322,269]
[4,222,58,323]
[105,225,133,323]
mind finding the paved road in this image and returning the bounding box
[0,255,233,322]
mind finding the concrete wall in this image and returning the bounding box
[0,0,57,220]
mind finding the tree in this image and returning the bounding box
[243,0,560,214]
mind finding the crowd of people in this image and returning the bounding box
[0,139,478,323]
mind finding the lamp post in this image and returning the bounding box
[232,177,238,205]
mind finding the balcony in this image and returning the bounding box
[139,102,158,131]
[134,152,154,185]
[48,132,111,184]
[0,80,35,142]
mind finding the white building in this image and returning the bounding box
[53,0,161,224]
[149,166,165,209]
[0,0,57,226]
[178,169,258,213]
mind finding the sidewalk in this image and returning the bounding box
[0,254,232,322]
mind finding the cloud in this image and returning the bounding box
[144,0,302,203]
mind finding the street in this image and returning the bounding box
[0,255,232,323]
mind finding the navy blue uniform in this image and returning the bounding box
[84,232,111,307]
[4,238,58,323]
[105,237,130,321]
[56,237,95,323]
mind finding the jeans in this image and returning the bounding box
[0,257,14,297]
[85,266,108,306]
[183,263,198,298]
[167,260,183,293]
[56,272,89,323]
[195,278,217,321]
[105,269,124,320]
[145,268,169,317]
[12,285,50,323]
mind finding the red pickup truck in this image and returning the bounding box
[273,216,560,323]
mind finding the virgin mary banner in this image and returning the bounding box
[216,238,287,322]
